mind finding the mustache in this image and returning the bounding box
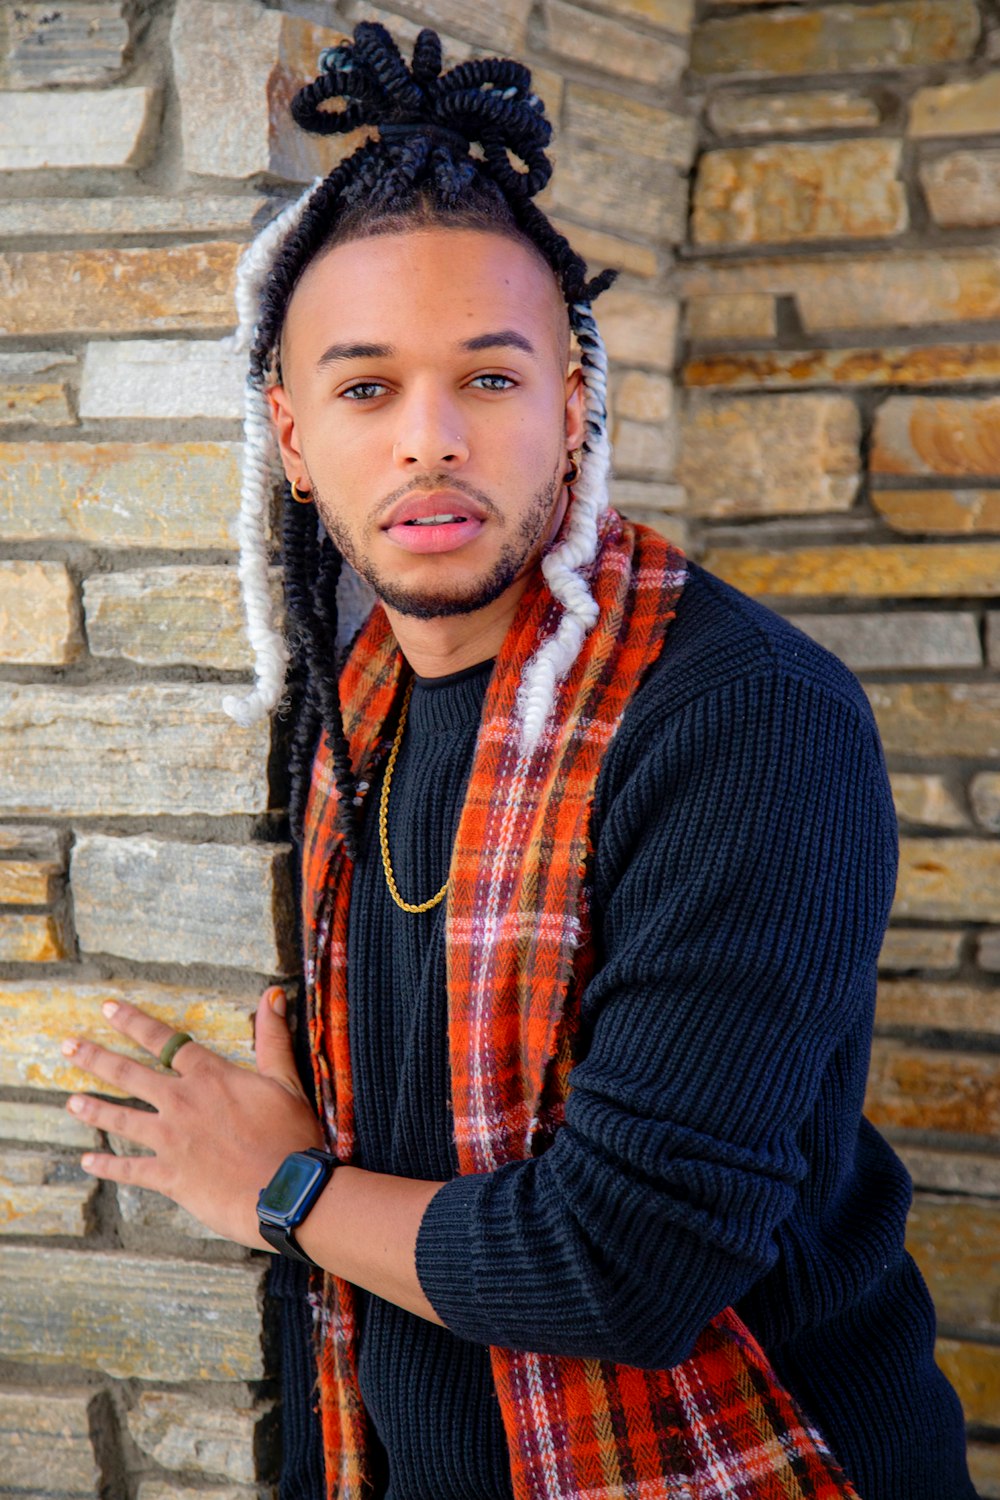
[372,473,503,525]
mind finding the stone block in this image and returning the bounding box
[692,2,980,78]
[971,774,1000,833]
[878,928,963,973]
[139,1486,265,1500]
[129,1391,270,1482]
[0,825,64,862]
[704,544,1000,601]
[991,614,1000,669]
[685,343,1000,392]
[0,195,270,240]
[0,441,242,550]
[563,84,696,169]
[685,294,777,342]
[867,684,1000,759]
[889,773,968,830]
[614,372,673,424]
[539,1,686,88]
[694,141,906,248]
[1,3,130,88]
[0,686,270,817]
[873,396,1000,478]
[0,1146,96,1237]
[0,1244,266,1380]
[898,1145,1000,1198]
[0,561,82,666]
[909,71,1000,138]
[549,218,658,280]
[0,351,76,428]
[969,1443,1000,1500]
[0,87,158,171]
[864,1039,1000,1138]
[979,932,1000,974]
[71,835,295,975]
[921,150,1000,229]
[612,418,675,479]
[894,839,1000,924]
[601,0,692,30]
[678,249,1000,334]
[115,1173,230,1247]
[80,340,245,421]
[907,1197,1000,1336]
[352,0,532,52]
[708,90,880,137]
[612,481,686,517]
[620,508,690,553]
[0,979,257,1098]
[784,611,980,671]
[85,566,270,670]
[599,291,678,370]
[677,394,859,518]
[873,488,1000,533]
[876,979,1000,1035]
[544,142,685,244]
[935,1340,1000,1428]
[0,242,241,338]
[0,913,68,963]
[0,1101,98,1150]
[0,1386,99,1497]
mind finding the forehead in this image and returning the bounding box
[281,226,569,370]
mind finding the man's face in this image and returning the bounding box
[268,227,584,621]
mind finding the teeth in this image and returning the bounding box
[407,513,464,526]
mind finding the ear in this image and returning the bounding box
[266,384,306,487]
[564,366,586,455]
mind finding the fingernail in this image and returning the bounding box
[81,1154,95,1171]
[102,1001,119,1019]
[61,1039,79,1058]
[67,1095,85,1115]
[270,989,287,1017]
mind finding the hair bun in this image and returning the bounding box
[291,21,553,200]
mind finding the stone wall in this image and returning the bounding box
[681,2,1000,1490]
[0,1,695,1493]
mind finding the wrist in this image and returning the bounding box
[257,1147,339,1264]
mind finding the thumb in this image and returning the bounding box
[254,987,302,1093]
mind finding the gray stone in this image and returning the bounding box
[0,1244,266,1380]
[139,1486,268,1500]
[543,141,685,244]
[708,90,881,137]
[129,1391,270,1482]
[0,195,271,240]
[80,340,246,421]
[989,613,1000,667]
[84,566,273,670]
[897,1145,1000,1198]
[0,87,158,171]
[0,1147,96,1236]
[878,928,963,972]
[978,932,1000,973]
[971,774,1000,833]
[0,824,65,863]
[877,978,1000,1035]
[0,1101,98,1150]
[71,835,295,974]
[784,611,981,671]
[563,83,697,170]
[540,0,686,88]
[0,350,76,429]
[0,685,270,817]
[0,1386,99,1496]
[1,3,130,88]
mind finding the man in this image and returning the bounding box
[62,23,976,1500]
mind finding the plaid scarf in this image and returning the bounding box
[301,511,859,1500]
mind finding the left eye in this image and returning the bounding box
[342,381,388,401]
[471,374,515,391]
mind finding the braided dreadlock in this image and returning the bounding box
[223,21,618,854]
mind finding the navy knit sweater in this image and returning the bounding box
[275,562,975,1500]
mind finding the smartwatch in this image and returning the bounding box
[257,1147,339,1264]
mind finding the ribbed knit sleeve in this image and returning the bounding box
[416,604,898,1371]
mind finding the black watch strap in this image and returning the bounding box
[257,1148,339,1266]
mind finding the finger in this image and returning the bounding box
[78,1148,164,1191]
[61,1035,167,1105]
[66,1092,160,1151]
[99,999,204,1076]
[253,987,304,1095]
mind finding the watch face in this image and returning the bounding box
[259,1153,327,1224]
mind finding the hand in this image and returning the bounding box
[62,990,324,1249]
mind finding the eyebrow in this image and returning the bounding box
[315,329,537,369]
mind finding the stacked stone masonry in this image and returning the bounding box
[0,0,995,1492]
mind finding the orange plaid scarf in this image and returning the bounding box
[301,511,858,1500]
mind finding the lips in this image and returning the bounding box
[380,491,487,530]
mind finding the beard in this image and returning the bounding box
[312,470,563,621]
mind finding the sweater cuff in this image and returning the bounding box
[415,1171,494,1344]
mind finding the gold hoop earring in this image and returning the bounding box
[290,480,312,504]
[563,451,581,487]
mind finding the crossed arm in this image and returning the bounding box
[62,992,446,1326]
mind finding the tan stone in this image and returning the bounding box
[1,3,129,88]
[0,913,68,963]
[864,1039,1000,1138]
[0,561,82,665]
[0,859,62,904]
[704,544,1000,600]
[603,0,692,30]
[0,87,158,171]
[907,1197,1000,1335]
[873,488,1000,534]
[85,566,269,669]
[599,291,678,370]
[0,686,271,817]
[611,418,675,480]
[898,1145,1000,1198]
[684,343,1000,392]
[867,684,1000,759]
[563,84,697,169]
[685,294,777,342]
[873,397,1000,478]
[786,613,980,671]
[0,442,242,550]
[692,2,980,78]
[612,481,686,517]
[921,150,1000,229]
[694,141,906,247]
[540,1,686,88]
[0,979,258,1097]
[129,1392,270,1482]
[80,339,245,421]
[0,1244,266,1380]
[677,394,859,518]
[678,249,1000,334]
[0,1101,98,1150]
[889,773,968,830]
[0,1387,99,1497]
[0,194,270,240]
[0,351,76,428]
[969,1443,1000,1500]
[910,71,1000,138]
[877,979,1000,1035]
[971,774,1000,833]
[708,90,880,137]
[615,372,673,424]
[139,1486,262,1500]
[878,928,963,973]
[349,0,532,52]
[544,142,685,244]
[979,932,1000,974]
[71,835,295,974]
[0,825,64,862]
[0,1178,96,1237]
[935,1340,1000,1427]
[894,839,1000,924]
[0,242,240,337]
[549,218,658,280]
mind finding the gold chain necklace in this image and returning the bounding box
[378,678,450,914]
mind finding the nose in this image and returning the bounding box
[392,385,470,471]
